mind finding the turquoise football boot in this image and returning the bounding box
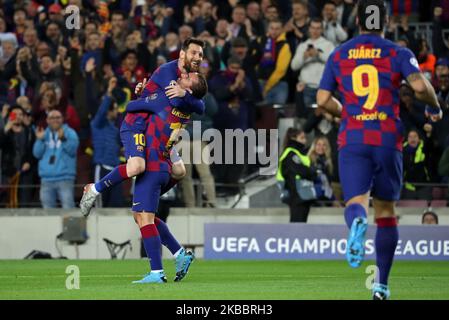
[346,217,368,268]
[132,271,167,284]
[372,283,391,300]
[174,248,195,282]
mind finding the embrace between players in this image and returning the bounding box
[80,38,208,284]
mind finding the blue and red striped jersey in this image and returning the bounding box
[319,33,421,151]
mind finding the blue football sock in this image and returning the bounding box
[375,217,399,286]
[155,217,182,255]
[140,224,163,271]
[95,164,128,193]
[344,203,367,228]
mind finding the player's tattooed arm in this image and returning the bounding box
[316,89,342,117]
[407,72,440,109]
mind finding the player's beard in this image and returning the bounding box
[184,56,200,72]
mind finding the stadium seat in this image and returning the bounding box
[396,200,428,207]
[430,200,447,208]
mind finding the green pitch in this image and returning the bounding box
[1,259,448,300]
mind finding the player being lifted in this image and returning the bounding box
[80,38,205,218]
[317,0,442,300]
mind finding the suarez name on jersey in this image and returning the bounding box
[319,33,421,151]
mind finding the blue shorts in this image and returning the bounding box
[132,171,170,213]
[339,144,403,202]
[120,127,146,159]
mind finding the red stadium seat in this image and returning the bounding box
[396,200,428,207]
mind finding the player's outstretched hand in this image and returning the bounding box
[165,83,191,99]
[135,78,147,96]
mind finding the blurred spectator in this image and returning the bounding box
[399,84,426,135]
[180,59,218,208]
[221,37,263,103]
[88,76,123,208]
[179,24,194,44]
[307,136,334,204]
[422,210,439,225]
[0,105,36,207]
[277,128,318,223]
[0,33,18,70]
[13,8,27,46]
[229,5,252,41]
[257,19,292,105]
[32,110,79,209]
[161,32,181,61]
[430,67,449,151]
[246,1,265,38]
[402,128,435,201]
[263,5,281,28]
[332,0,356,27]
[438,142,449,178]
[417,38,436,81]
[322,1,348,46]
[18,49,62,94]
[210,56,253,196]
[43,21,65,58]
[291,18,334,113]
[103,10,129,72]
[432,6,449,58]
[284,0,310,53]
[117,50,146,91]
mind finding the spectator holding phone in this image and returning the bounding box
[32,110,79,209]
[291,18,334,115]
[0,105,36,207]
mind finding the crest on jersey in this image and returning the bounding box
[145,93,158,102]
[169,80,177,87]
[410,58,419,69]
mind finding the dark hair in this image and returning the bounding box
[269,18,283,26]
[110,10,127,20]
[309,17,323,27]
[283,127,304,149]
[357,0,387,32]
[181,37,206,51]
[422,210,439,224]
[231,37,248,48]
[324,1,336,7]
[9,104,25,115]
[227,55,242,66]
[190,73,208,99]
[121,49,138,61]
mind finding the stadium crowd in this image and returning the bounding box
[0,0,449,209]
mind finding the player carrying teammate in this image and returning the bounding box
[80,38,205,218]
[129,72,208,284]
[317,0,442,300]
